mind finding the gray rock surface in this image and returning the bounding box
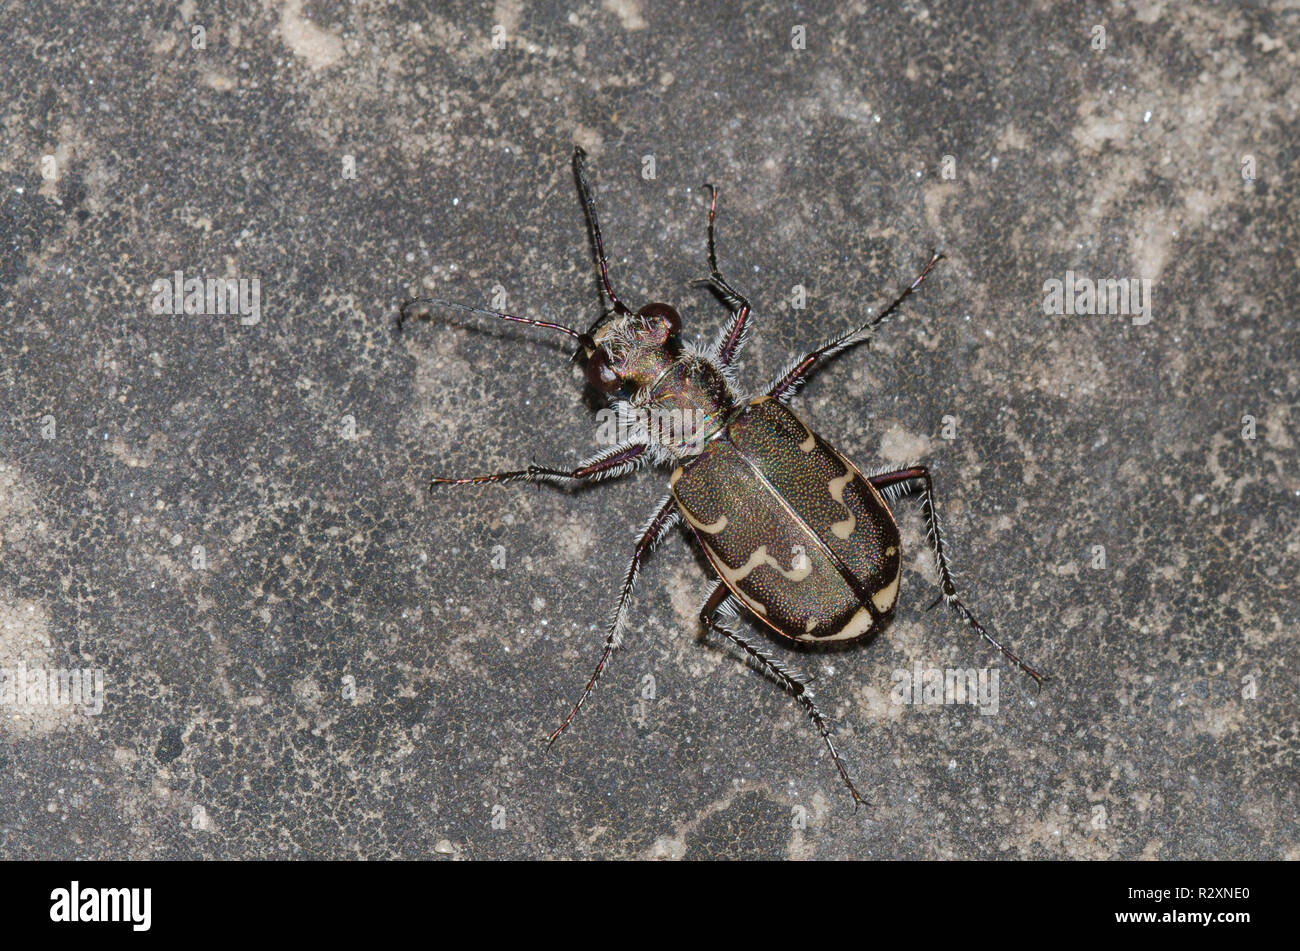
[0,0,1295,859]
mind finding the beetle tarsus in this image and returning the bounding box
[765,250,944,402]
[868,465,1052,688]
[547,494,680,746]
[700,584,867,807]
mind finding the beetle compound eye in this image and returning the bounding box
[637,302,681,334]
[586,350,622,392]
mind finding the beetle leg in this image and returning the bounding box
[691,184,754,368]
[702,286,751,368]
[429,440,647,491]
[868,466,1051,687]
[699,583,867,807]
[766,251,943,403]
[547,493,680,745]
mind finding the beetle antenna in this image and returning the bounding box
[399,297,584,341]
[573,146,633,316]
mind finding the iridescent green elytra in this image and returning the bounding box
[671,396,903,643]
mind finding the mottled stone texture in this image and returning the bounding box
[0,1,1295,859]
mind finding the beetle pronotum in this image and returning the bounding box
[401,148,1049,805]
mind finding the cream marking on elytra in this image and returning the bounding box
[871,571,900,613]
[828,468,856,539]
[738,590,770,616]
[804,617,818,633]
[678,505,728,535]
[789,406,818,452]
[750,394,816,450]
[817,606,876,642]
[706,542,813,586]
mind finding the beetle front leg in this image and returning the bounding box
[692,184,754,368]
[699,583,866,807]
[547,493,680,744]
[868,466,1050,686]
[429,440,647,491]
[766,251,943,402]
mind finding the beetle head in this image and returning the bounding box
[579,302,682,394]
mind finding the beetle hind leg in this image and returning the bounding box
[699,583,867,807]
[868,466,1051,687]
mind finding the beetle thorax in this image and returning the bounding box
[586,310,738,462]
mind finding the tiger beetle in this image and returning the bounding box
[400,147,1050,806]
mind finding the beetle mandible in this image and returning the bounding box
[400,147,1049,805]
